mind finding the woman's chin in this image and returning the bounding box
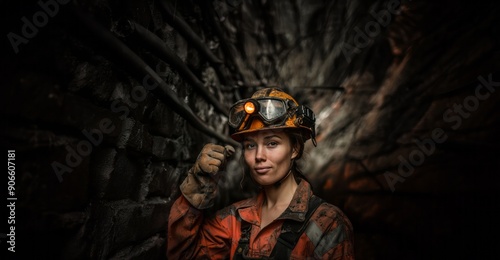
[251,175,277,186]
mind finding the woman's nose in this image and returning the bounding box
[255,146,266,161]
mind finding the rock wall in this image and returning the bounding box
[1,0,237,258]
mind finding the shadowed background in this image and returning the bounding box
[1,0,499,259]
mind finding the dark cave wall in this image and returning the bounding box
[1,0,235,259]
[1,0,500,259]
[295,1,500,259]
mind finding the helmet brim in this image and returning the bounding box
[230,125,312,142]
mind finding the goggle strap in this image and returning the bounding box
[241,113,253,131]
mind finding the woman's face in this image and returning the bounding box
[242,129,298,186]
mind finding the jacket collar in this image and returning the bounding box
[236,179,314,225]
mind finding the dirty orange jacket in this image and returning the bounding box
[167,179,354,259]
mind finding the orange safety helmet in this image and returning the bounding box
[228,88,317,146]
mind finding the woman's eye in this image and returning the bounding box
[267,141,278,147]
[244,143,256,150]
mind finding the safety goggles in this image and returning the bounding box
[228,98,297,130]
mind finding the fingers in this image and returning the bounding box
[202,157,223,174]
[202,144,225,160]
[197,144,237,175]
[198,144,226,174]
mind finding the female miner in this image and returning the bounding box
[167,88,354,259]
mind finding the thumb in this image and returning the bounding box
[218,145,236,173]
[224,145,235,159]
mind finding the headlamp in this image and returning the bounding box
[244,101,256,114]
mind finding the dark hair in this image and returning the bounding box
[286,129,312,185]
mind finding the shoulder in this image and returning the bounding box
[308,201,355,258]
[311,200,353,232]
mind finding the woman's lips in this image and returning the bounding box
[254,167,271,174]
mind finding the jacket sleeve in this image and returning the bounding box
[314,206,355,260]
[167,195,233,259]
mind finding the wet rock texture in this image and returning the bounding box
[1,0,499,259]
